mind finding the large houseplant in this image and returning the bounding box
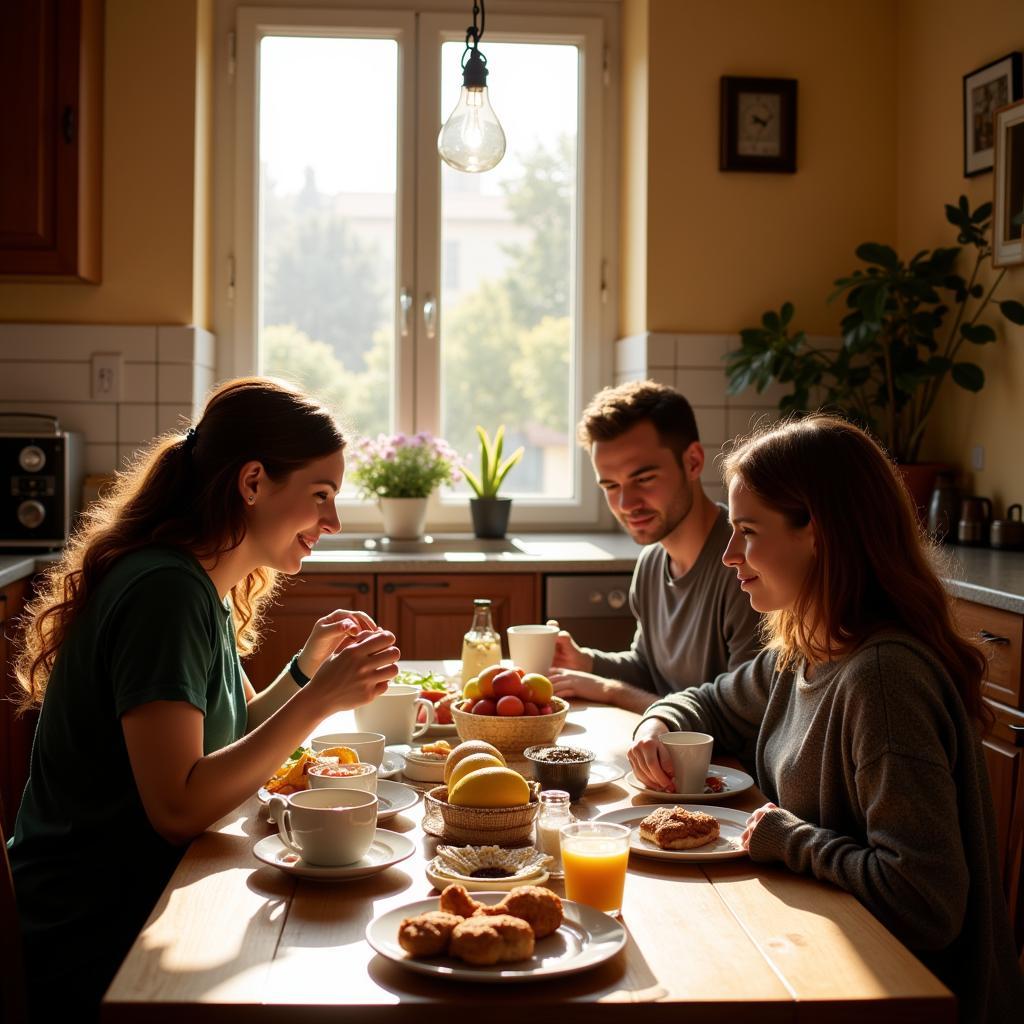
[348,432,462,539]
[725,196,1024,502]
[464,425,524,539]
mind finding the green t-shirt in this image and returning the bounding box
[8,546,247,1001]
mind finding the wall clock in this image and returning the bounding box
[720,76,797,173]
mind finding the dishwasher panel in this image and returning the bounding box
[543,573,636,651]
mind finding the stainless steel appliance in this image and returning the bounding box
[543,573,636,650]
[0,413,84,549]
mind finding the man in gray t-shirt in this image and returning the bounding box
[548,380,762,714]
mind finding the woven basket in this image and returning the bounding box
[424,785,540,845]
[451,696,569,756]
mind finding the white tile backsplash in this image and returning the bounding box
[0,325,213,483]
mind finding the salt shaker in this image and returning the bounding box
[536,789,573,878]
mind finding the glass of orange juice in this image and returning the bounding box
[559,821,630,916]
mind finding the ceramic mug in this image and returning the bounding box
[507,624,559,674]
[660,732,714,794]
[353,683,436,744]
[310,731,387,767]
[307,761,378,794]
[267,788,378,867]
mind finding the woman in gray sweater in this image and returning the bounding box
[629,414,1021,1022]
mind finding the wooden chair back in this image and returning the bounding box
[0,792,27,1024]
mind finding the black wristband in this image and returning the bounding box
[288,653,311,688]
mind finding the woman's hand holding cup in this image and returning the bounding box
[627,718,673,792]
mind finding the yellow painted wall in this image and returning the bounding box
[0,0,204,325]
[639,0,898,335]
[619,0,649,337]
[898,0,1024,511]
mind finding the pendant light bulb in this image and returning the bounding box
[437,13,505,173]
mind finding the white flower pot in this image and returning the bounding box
[378,497,429,540]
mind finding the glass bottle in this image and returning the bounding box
[461,598,502,682]
[536,789,574,878]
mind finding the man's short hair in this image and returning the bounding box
[577,380,700,459]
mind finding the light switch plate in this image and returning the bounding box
[92,353,123,401]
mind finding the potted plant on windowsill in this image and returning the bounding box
[348,432,462,540]
[464,425,524,539]
[725,195,1024,511]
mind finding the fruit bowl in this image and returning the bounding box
[424,785,540,845]
[450,696,570,756]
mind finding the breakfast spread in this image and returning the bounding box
[397,884,564,965]
[460,664,556,717]
[639,806,721,850]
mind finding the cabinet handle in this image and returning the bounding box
[62,106,76,143]
[1010,725,1024,748]
[978,629,1010,645]
[383,581,450,594]
[326,582,369,594]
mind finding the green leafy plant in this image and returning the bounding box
[725,196,1024,463]
[347,432,462,499]
[463,425,524,499]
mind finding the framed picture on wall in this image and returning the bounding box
[963,52,1022,177]
[719,76,797,173]
[993,98,1024,267]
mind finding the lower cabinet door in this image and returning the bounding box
[376,573,538,661]
[242,575,374,690]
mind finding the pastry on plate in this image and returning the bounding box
[639,806,720,850]
[439,883,563,938]
[448,913,535,965]
[397,910,464,956]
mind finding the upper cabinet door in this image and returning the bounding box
[0,0,103,281]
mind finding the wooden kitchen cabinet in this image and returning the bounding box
[375,573,538,661]
[242,575,374,690]
[0,578,34,834]
[0,0,103,280]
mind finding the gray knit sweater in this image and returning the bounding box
[640,631,1022,1023]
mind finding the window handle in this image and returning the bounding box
[399,287,413,338]
[423,294,437,340]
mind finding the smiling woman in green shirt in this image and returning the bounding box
[7,378,400,1021]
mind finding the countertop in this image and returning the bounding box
[2,536,1023,614]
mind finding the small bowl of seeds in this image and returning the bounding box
[522,744,595,800]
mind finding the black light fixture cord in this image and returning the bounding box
[462,0,487,71]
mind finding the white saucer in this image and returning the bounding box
[624,764,754,802]
[253,828,415,880]
[379,751,405,779]
[595,803,749,861]
[586,760,626,790]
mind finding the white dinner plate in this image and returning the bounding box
[595,803,748,861]
[253,828,415,881]
[258,779,420,824]
[623,764,754,802]
[585,760,626,791]
[365,891,626,981]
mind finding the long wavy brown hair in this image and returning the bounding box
[14,377,345,713]
[722,414,989,727]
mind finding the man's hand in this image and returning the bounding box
[627,718,673,791]
[549,668,612,703]
[545,619,593,672]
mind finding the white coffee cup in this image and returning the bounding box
[353,683,436,744]
[267,788,378,867]
[507,624,559,674]
[660,732,714,794]
[307,761,378,794]
[310,731,387,767]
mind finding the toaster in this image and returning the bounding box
[0,413,84,550]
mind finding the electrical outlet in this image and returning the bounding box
[971,445,985,471]
[91,353,123,401]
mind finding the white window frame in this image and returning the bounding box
[211,0,620,531]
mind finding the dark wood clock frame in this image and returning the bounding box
[719,76,797,173]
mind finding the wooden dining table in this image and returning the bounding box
[102,661,954,1024]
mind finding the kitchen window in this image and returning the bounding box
[213,1,618,528]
